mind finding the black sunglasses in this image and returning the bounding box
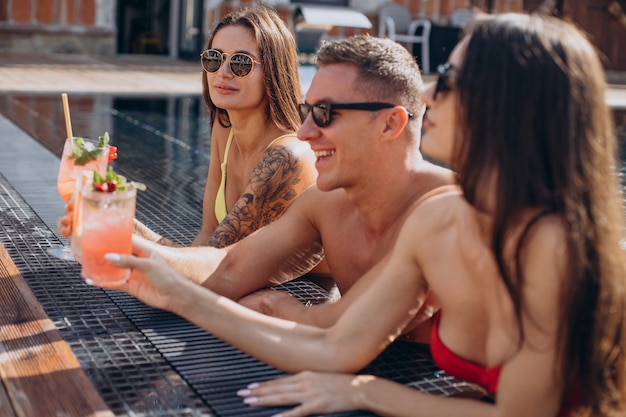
[434,62,458,100]
[298,102,411,128]
[200,49,261,77]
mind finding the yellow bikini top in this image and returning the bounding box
[214,129,297,223]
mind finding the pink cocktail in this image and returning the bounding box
[57,137,110,202]
[80,187,136,285]
[49,136,110,261]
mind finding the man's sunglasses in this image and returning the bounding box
[200,49,261,77]
[434,62,458,100]
[298,102,412,128]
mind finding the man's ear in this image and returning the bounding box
[380,107,410,142]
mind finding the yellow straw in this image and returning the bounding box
[61,93,73,143]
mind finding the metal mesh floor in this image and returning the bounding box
[0,174,213,417]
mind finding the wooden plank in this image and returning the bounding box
[0,243,113,417]
[0,377,18,417]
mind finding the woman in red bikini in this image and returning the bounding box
[101,13,626,417]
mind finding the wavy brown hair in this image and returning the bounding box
[201,5,302,132]
[453,14,626,416]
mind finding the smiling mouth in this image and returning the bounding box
[314,150,335,159]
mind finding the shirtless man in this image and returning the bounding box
[129,35,453,334]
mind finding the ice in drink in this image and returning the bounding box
[80,187,136,285]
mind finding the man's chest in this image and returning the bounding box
[321,222,400,294]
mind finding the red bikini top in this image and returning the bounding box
[430,313,579,416]
[430,313,502,394]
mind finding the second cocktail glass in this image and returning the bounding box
[48,136,110,261]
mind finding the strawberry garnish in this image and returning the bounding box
[92,166,146,193]
[108,145,118,163]
[94,181,118,193]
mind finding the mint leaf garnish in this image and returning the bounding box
[70,132,110,166]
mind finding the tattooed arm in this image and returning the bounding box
[207,138,317,248]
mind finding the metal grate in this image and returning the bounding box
[0,174,213,417]
[0,172,482,417]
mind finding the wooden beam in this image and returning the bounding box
[0,244,113,417]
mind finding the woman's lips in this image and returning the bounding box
[422,113,435,130]
[213,84,238,93]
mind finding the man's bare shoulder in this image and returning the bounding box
[405,161,456,204]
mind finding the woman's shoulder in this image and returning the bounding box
[408,185,465,220]
[264,132,316,164]
[266,132,304,150]
[519,212,567,273]
[402,186,466,236]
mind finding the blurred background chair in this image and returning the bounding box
[378,3,431,73]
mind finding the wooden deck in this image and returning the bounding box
[0,243,113,417]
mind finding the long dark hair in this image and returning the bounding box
[202,5,302,131]
[454,14,626,415]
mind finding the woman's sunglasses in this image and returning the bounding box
[434,62,458,100]
[200,49,261,77]
[298,102,411,128]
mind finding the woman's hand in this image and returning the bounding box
[97,241,189,312]
[237,371,372,417]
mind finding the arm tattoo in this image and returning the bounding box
[208,145,302,248]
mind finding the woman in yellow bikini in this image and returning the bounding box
[133,5,317,248]
[192,5,316,248]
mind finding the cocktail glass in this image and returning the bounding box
[80,187,136,286]
[48,137,109,260]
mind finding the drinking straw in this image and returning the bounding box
[61,93,74,143]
